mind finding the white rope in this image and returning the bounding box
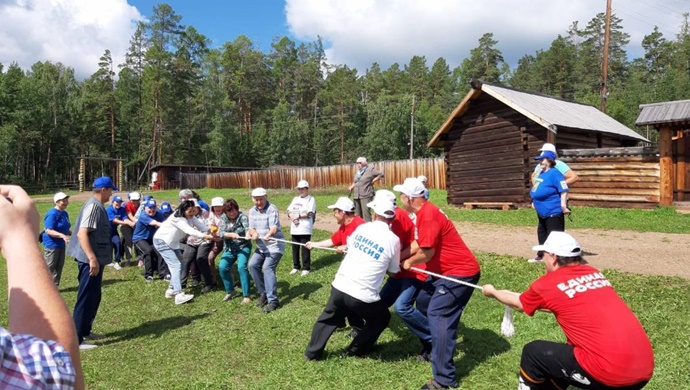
[267,237,340,252]
[409,266,515,338]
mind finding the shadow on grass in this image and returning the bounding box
[277,281,323,306]
[99,313,210,345]
[59,278,125,293]
[374,324,512,377]
[312,253,342,272]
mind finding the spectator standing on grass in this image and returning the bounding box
[395,177,481,390]
[247,187,285,313]
[153,199,215,305]
[106,196,133,270]
[304,197,400,360]
[482,231,654,390]
[0,185,85,389]
[67,176,119,350]
[529,150,570,264]
[531,143,579,186]
[348,157,384,222]
[218,198,252,304]
[133,199,165,282]
[42,192,72,286]
[123,192,141,267]
[287,180,316,276]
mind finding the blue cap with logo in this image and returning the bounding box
[535,150,557,161]
[92,176,119,191]
[112,196,123,202]
[144,199,157,208]
[160,201,172,213]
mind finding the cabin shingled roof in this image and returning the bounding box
[428,83,649,147]
[635,99,690,126]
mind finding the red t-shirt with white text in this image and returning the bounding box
[415,202,479,277]
[330,216,365,246]
[520,264,654,386]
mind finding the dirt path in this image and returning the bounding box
[281,215,690,280]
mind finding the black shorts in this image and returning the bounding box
[519,340,649,390]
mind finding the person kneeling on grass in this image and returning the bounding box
[482,231,654,390]
[153,199,217,305]
[304,197,401,360]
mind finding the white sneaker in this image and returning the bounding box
[290,269,299,275]
[79,343,98,350]
[174,292,194,305]
[165,287,177,299]
[527,257,543,263]
[108,262,122,270]
[301,270,310,276]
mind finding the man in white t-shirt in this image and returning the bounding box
[304,197,401,360]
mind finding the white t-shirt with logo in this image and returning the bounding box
[286,195,316,235]
[331,220,401,303]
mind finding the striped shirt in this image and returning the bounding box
[248,202,285,254]
[0,327,76,389]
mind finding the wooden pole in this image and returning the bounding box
[78,158,85,192]
[600,0,612,113]
[676,132,685,201]
[658,125,674,206]
[117,160,124,191]
[410,94,415,159]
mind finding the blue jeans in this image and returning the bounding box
[111,234,122,263]
[379,277,429,345]
[219,246,252,297]
[73,260,104,344]
[416,273,480,388]
[248,249,283,304]
[154,239,183,293]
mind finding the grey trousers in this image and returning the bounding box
[44,247,66,286]
[353,196,373,222]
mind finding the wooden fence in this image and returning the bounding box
[561,147,660,209]
[180,158,446,190]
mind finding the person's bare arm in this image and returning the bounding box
[402,247,435,270]
[306,239,334,250]
[564,170,579,185]
[481,284,524,312]
[0,185,85,389]
[77,226,100,277]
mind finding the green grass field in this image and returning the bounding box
[1,189,687,389]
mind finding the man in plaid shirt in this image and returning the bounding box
[0,185,84,389]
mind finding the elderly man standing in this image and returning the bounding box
[304,197,400,360]
[394,177,481,390]
[247,187,285,313]
[348,157,384,222]
[68,176,119,350]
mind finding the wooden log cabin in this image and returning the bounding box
[427,81,650,208]
[635,99,690,205]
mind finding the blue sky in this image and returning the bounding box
[1,0,688,79]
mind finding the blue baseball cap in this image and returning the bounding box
[535,150,557,161]
[143,194,154,201]
[112,196,123,202]
[144,199,157,208]
[93,176,119,191]
[160,202,172,213]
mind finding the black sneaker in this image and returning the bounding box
[263,302,280,313]
[416,348,431,362]
[256,294,268,308]
[346,326,362,339]
[145,276,154,283]
[163,274,171,281]
[190,280,200,288]
[420,379,450,390]
[200,285,214,294]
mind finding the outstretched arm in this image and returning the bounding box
[0,185,85,389]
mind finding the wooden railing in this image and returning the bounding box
[180,158,446,190]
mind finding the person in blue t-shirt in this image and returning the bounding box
[42,192,72,286]
[529,150,570,263]
[531,143,579,186]
[106,196,134,270]
[133,199,166,281]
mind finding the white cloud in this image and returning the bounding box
[286,0,688,72]
[0,0,143,78]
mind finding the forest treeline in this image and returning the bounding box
[1,4,689,189]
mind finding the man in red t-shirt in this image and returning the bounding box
[482,232,654,390]
[395,178,481,390]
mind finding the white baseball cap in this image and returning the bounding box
[393,178,427,198]
[296,180,309,189]
[539,143,557,155]
[532,232,582,257]
[366,198,396,219]
[374,189,396,203]
[211,197,224,207]
[129,191,141,201]
[53,192,69,203]
[327,197,355,212]
[417,175,428,183]
[251,187,267,197]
